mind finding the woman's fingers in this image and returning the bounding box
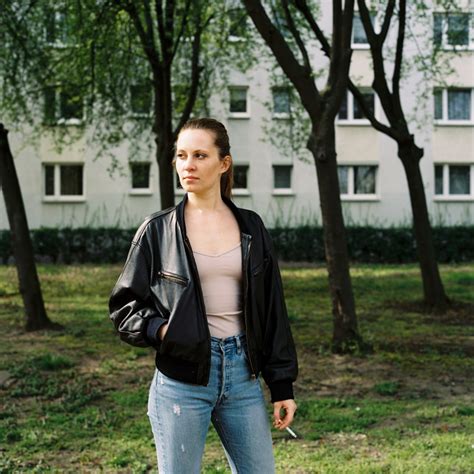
[273,399,297,430]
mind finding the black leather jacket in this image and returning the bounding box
[108,194,298,402]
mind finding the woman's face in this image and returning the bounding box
[175,128,229,196]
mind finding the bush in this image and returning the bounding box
[0,226,472,264]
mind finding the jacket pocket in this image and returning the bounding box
[252,256,269,276]
[157,270,188,286]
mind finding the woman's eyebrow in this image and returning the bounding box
[176,148,209,153]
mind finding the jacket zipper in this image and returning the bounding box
[157,270,188,286]
[184,236,212,385]
[242,233,257,378]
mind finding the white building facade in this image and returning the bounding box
[0,2,473,230]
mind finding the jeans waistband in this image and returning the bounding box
[210,333,246,351]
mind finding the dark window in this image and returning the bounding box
[338,166,349,194]
[353,91,375,119]
[449,165,470,194]
[229,7,248,38]
[45,165,55,196]
[131,163,150,189]
[447,89,471,120]
[434,89,443,119]
[354,165,376,194]
[59,87,83,120]
[130,84,152,115]
[353,12,375,44]
[229,88,247,113]
[433,13,443,47]
[434,165,444,195]
[273,88,290,114]
[447,14,469,46]
[273,165,292,188]
[60,165,83,195]
[44,86,56,123]
[338,92,348,120]
[233,165,248,189]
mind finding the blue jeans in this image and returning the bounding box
[147,333,275,473]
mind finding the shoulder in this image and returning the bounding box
[132,205,177,245]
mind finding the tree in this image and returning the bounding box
[242,0,369,353]
[349,0,450,311]
[0,124,61,330]
[0,0,259,211]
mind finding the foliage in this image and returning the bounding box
[0,225,472,264]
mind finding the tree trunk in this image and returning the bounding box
[309,124,368,353]
[399,143,450,312]
[156,134,176,210]
[0,124,61,331]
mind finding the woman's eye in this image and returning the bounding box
[176,153,184,159]
[197,154,207,159]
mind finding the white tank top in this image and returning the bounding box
[193,243,245,338]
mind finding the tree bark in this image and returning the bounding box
[309,123,367,353]
[399,142,450,312]
[0,124,61,331]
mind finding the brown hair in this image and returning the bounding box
[174,117,233,199]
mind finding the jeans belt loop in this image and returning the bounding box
[235,334,242,354]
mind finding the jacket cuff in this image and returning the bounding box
[268,380,294,403]
[144,317,168,346]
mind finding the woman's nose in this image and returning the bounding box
[183,157,196,170]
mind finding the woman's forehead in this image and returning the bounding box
[177,129,215,151]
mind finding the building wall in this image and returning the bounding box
[1,3,473,231]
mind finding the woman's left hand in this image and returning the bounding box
[272,399,297,430]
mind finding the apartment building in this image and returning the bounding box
[0,2,472,230]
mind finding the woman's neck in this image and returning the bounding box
[186,189,226,213]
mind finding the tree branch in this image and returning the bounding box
[392,0,406,102]
[241,0,320,120]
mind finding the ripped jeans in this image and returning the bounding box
[147,333,275,474]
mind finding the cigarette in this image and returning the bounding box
[285,426,298,438]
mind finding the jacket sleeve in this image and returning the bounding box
[259,222,298,403]
[108,241,168,348]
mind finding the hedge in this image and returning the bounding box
[0,226,472,264]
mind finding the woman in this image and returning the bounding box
[109,117,298,473]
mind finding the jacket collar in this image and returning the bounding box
[176,193,250,237]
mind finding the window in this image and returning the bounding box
[352,12,376,47]
[273,165,292,191]
[272,87,290,117]
[130,84,152,116]
[338,89,375,122]
[233,165,249,190]
[45,6,69,46]
[229,87,249,117]
[273,7,291,39]
[433,12,472,48]
[338,165,378,198]
[434,164,473,198]
[43,85,84,124]
[434,88,472,122]
[228,6,248,40]
[43,164,84,200]
[130,162,151,191]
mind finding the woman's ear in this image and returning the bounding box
[221,155,232,173]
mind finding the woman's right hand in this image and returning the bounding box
[158,323,169,341]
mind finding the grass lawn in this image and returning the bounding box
[0,262,473,473]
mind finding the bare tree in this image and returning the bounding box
[0,124,61,331]
[242,0,370,353]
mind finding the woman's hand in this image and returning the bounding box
[272,399,297,430]
[158,323,169,341]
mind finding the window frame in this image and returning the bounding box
[228,86,250,119]
[433,88,474,125]
[129,161,153,195]
[43,85,84,126]
[42,163,85,202]
[433,163,474,201]
[129,83,153,118]
[232,164,250,196]
[351,11,378,49]
[272,87,291,119]
[272,164,294,195]
[337,88,376,125]
[433,12,474,50]
[338,163,380,201]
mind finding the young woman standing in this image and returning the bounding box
[109,117,298,473]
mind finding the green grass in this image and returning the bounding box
[0,263,473,473]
